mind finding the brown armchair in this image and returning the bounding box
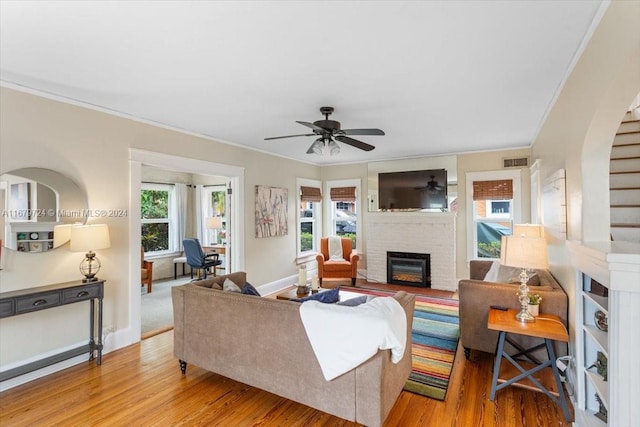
[316,237,360,286]
[458,260,568,361]
[141,246,154,293]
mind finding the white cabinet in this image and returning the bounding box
[569,241,640,427]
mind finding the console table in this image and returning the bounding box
[0,279,104,381]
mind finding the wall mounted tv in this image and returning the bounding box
[378,169,448,210]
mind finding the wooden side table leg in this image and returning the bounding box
[490,331,507,400]
[546,339,572,422]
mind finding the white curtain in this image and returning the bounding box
[172,183,188,252]
[195,185,208,244]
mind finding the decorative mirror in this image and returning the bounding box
[0,168,87,252]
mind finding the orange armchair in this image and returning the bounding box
[316,237,360,286]
[141,246,154,293]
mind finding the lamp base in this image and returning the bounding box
[82,276,99,283]
[515,308,535,323]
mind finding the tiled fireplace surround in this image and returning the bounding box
[365,212,456,291]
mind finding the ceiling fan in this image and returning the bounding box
[265,106,385,155]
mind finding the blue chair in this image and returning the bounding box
[182,238,221,279]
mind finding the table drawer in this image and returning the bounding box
[16,292,61,314]
[0,300,15,318]
[62,284,102,303]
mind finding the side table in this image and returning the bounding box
[488,308,572,422]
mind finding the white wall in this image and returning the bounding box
[530,0,640,372]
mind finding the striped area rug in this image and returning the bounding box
[340,287,460,400]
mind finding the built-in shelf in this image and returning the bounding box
[569,241,640,427]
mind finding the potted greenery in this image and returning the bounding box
[527,293,542,316]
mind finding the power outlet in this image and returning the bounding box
[103,325,115,335]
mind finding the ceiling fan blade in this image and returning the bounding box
[341,128,385,136]
[296,121,325,133]
[335,135,375,151]
[264,133,315,140]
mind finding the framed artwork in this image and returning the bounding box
[255,185,288,238]
[29,242,43,252]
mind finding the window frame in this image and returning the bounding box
[141,183,176,255]
[324,179,361,250]
[202,184,227,246]
[296,178,322,260]
[466,170,522,262]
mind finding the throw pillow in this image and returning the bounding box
[484,261,540,286]
[336,295,373,306]
[292,287,340,303]
[483,261,501,282]
[241,282,261,296]
[223,278,242,293]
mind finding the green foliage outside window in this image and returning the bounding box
[141,190,168,219]
[141,189,169,252]
[301,232,313,252]
[477,241,501,258]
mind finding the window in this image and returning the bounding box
[141,183,174,253]
[297,179,322,256]
[326,180,360,250]
[466,171,521,260]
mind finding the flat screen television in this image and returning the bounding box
[378,169,448,210]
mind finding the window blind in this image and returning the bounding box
[330,186,357,202]
[300,186,322,202]
[472,180,513,201]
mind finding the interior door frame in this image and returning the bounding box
[128,149,245,341]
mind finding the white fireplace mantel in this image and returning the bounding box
[365,211,456,291]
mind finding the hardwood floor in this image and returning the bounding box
[0,283,573,427]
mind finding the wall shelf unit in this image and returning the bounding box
[569,241,640,427]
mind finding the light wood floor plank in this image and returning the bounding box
[1,284,573,427]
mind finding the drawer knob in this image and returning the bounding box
[76,291,89,297]
[33,299,47,306]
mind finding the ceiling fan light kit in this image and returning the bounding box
[266,106,384,155]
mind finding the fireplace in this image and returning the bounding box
[387,252,431,288]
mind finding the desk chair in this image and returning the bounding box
[183,238,221,279]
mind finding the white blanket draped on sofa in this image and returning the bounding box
[299,297,407,381]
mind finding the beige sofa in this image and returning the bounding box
[458,260,568,360]
[172,272,415,427]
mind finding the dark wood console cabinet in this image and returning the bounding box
[0,279,104,382]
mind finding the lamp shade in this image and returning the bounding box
[70,224,111,253]
[53,224,73,248]
[500,236,548,270]
[513,224,544,238]
[206,217,223,230]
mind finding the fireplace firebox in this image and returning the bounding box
[387,252,431,287]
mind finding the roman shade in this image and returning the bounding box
[472,180,513,201]
[330,186,356,202]
[300,186,322,202]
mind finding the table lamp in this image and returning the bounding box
[513,224,544,238]
[500,235,548,322]
[206,216,223,244]
[70,224,111,282]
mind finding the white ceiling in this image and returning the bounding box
[0,1,604,165]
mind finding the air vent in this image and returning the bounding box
[503,157,529,168]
